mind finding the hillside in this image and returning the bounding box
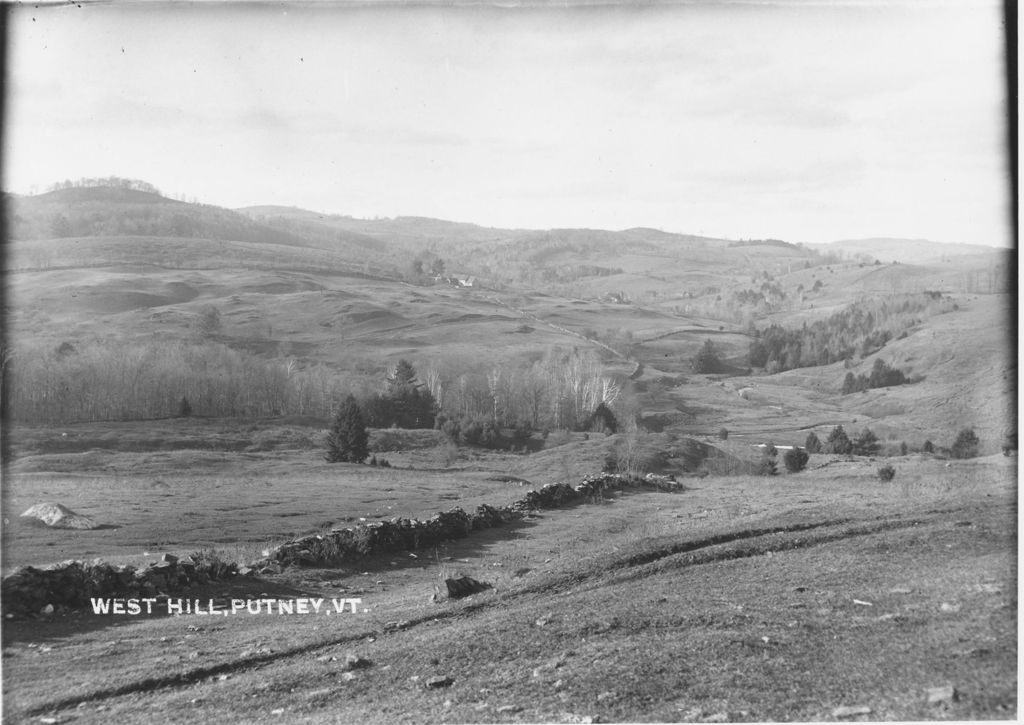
[5,185,1014,447]
[9,186,314,249]
[815,237,1009,265]
[2,454,1016,722]
[2,183,1015,724]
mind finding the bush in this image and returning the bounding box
[325,395,369,463]
[950,428,980,459]
[758,455,778,476]
[585,402,618,434]
[852,428,880,456]
[804,432,822,454]
[718,428,729,441]
[877,464,895,482]
[923,439,934,454]
[783,447,809,473]
[900,441,908,456]
[177,396,192,417]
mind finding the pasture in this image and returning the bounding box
[2,451,1015,722]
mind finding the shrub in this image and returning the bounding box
[783,447,809,473]
[950,428,980,459]
[585,403,618,434]
[459,416,500,447]
[763,442,777,457]
[900,441,908,456]
[439,416,462,443]
[325,395,369,463]
[758,454,778,476]
[510,420,533,444]
[805,432,822,454]
[852,428,880,456]
[877,464,895,482]
[177,396,192,417]
[718,428,729,441]
[923,439,934,453]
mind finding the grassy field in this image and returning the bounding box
[3,422,606,574]
[2,454,1015,722]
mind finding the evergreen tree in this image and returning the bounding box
[325,395,369,463]
[177,396,192,417]
[805,432,822,454]
[951,428,980,459]
[692,339,722,374]
[370,360,437,428]
[923,439,934,454]
[852,428,880,456]
[826,425,853,454]
[387,360,419,392]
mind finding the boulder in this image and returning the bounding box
[444,576,491,599]
[20,503,100,530]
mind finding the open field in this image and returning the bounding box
[2,454,1015,722]
[3,422,609,574]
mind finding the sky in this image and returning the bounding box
[4,1,1013,247]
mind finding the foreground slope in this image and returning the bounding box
[3,455,1015,723]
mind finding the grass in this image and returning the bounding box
[1,447,541,574]
[2,455,1014,722]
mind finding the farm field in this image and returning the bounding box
[3,422,601,573]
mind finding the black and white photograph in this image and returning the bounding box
[0,1,1016,722]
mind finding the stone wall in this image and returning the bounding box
[2,553,239,618]
[2,472,682,617]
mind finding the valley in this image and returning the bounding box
[0,184,1016,722]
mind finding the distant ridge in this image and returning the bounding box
[814,237,1004,264]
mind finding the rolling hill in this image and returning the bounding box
[2,182,1015,723]
[5,184,1014,449]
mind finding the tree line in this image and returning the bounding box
[7,340,627,436]
[47,177,162,194]
[749,292,955,373]
[7,339,356,423]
